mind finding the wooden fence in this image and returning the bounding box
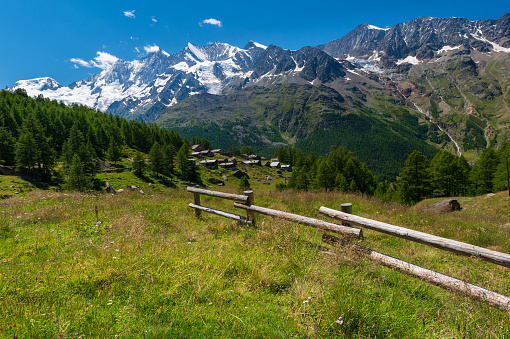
[187,187,510,312]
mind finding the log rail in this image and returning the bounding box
[187,187,510,312]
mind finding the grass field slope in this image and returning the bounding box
[1,179,509,337]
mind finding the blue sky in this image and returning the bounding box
[1,0,508,89]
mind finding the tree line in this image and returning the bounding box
[276,143,510,205]
[397,146,510,204]
[0,89,197,190]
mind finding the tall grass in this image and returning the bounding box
[0,186,509,338]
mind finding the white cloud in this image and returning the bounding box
[123,10,135,19]
[70,58,92,68]
[151,16,157,23]
[92,52,119,69]
[135,47,140,53]
[71,52,119,70]
[199,18,222,27]
[144,44,161,54]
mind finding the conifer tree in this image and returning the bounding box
[430,150,458,196]
[15,131,39,174]
[397,150,432,204]
[176,143,195,180]
[149,142,165,177]
[132,151,146,177]
[0,127,15,165]
[163,144,176,174]
[64,154,90,191]
[106,137,122,164]
[239,175,251,190]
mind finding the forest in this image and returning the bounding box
[0,89,194,190]
[1,88,510,205]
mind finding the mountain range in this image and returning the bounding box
[11,13,510,180]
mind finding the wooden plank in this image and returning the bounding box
[189,203,251,223]
[234,203,362,238]
[319,206,510,268]
[187,187,249,203]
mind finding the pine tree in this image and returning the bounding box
[0,127,15,165]
[106,137,122,164]
[239,175,250,190]
[163,144,176,174]
[176,144,193,180]
[397,150,432,204]
[470,148,498,194]
[64,154,90,191]
[149,142,165,177]
[133,151,146,177]
[15,131,40,174]
[430,150,458,196]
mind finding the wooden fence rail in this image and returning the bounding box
[233,202,362,239]
[187,186,255,225]
[187,188,510,312]
[324,234,510,312]
[319,206,510,268]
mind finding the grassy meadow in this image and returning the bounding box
[1,172,510,338]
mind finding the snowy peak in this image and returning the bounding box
[13,77,62,92]
[319,13,510,64]
[184,42,241,62]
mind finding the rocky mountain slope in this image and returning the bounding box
[11,13,510,178]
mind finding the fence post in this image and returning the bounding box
[194,192,202,219]
[341,203,352,227]
[322,202,356,246]
[244,190,256,227]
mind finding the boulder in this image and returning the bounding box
[222,175,228,181]
[208,178,225,186]
[116,189,124,194]
[266,176,275,180]
[427,199,461,213]
[487,193,496,198]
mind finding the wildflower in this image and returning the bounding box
[335,317,343,325]
[303,300,309,304]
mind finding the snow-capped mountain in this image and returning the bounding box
[12,39,351,121]
[11,13,510,124]
[11,41,268,120]
[318,13,510,66]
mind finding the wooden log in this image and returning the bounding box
[189,203,251,224]
[194,192,201,219]
[319,206,510,268]
[360,246,510,312]
[234,203,363,238]
[323,237,510,312]
[187,186,249,203]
